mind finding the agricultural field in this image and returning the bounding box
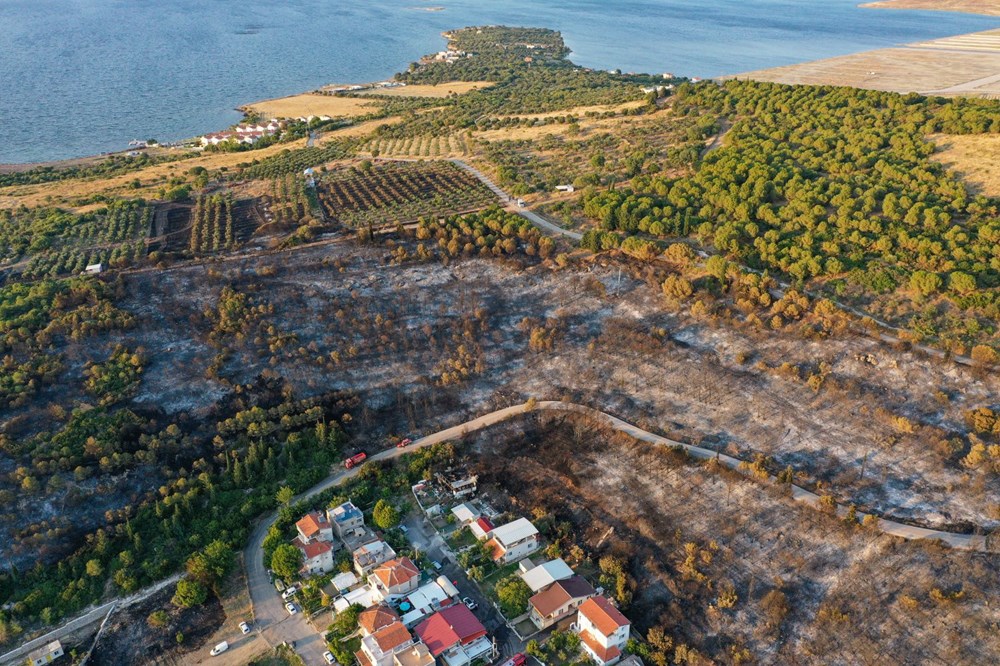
[0,199,151,279]
[316,160,497,226]
[242,93,380,119]
[360,133,475,158]
[357,81,495,97]
[150,197,262,255]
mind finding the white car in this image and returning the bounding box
[210,641,229,656]
[463,596,477,611]
[431,560,442,571]
[285,602,297,615]
[239,621,250,634]
[323,651,337,664]
[281,585,298,600]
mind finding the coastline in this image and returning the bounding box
[3,5,998,172]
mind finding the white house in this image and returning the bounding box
[296,510,334,544]
[519,558,575,593]
[469,516,494,541]
[330,500,365,539]
[575,596,631,666]
[27,641,63,666]
[451,503,478,526]
[485,518,540,563]
[369,556,421,602]
[295,538,335,575]
[399,576,460,627]
[354,540,397,576]
[357,621,415,666]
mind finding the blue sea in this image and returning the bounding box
[0,0,996,164]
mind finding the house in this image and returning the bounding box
[414,605,493,666]
[330,500,365,539]
[519,558,575,593]
[334,584,379,613]
[354,540,397,576]
[484,518,540,563]
[83,263,103,275]
[574,596,631,666]
[528,575,596,630]
[555,185,576,193]
[360,605,400,636]
[329,570,359,594]
[393,642,436,666]
[469,516,494,542]
[399,576,460,627]
[296,510,334,544]
[27,641,63,666]
[451,503,477,526]
[436,471,477,498]
[294,537,335,575]
[357,621,415,666]
[370,557,421,602]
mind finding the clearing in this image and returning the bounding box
[932,132,1000,196]
[357,81,495,97]
[242,93,379,119]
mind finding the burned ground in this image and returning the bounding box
[462,413,1000,665]
[3,231,999,572]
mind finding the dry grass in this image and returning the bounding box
[862,0,1000,16]
[0,139,309,209]
[243,93,379,119]
[359,81,494,98]
[932,133,1000,196]
[730,44,1000,96]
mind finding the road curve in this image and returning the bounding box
[245,399,991,663]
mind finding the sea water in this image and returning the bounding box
[0,0,995,163]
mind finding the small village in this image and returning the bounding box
[275,466,637,666]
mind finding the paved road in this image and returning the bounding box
[241,399,991,662]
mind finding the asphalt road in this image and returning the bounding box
[240,400,990,663]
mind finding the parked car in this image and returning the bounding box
[323,651,337,664]
[281,585,298,600]
[498,654,526,666]
[239,621,250,634]
[431,560,442,571]
[285,602,297,615]
[396,438,413,448]
[210,641,229,656]
[463,596,478,611]
[399,525,409,534]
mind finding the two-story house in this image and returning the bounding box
[296,510,334,544]
[528,575,596,630]
[356,620,415,666]
[354,540,397,577]
[329,500,366,539]
[575,596,631,666]
[295,538,335,575]
[414,605,493,666]
[484,518,540,564]
[370,556,421,602]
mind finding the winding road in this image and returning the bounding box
[238,400,990,664]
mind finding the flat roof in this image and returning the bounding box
[519,558,574,592]
[491,517,538,546]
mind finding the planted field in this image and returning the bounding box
[151,198,260,255]
[316,161,496,226]
[362,133,473,158]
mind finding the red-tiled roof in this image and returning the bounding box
[301,540,331,560]
[475,517,494,533]
[529,576,595,618]
[579,629,622,664]
[296,511,329,538]
[414,605,487,656]
[373,557,420,589]
[580,596,630,635]
[359,605,399,635]
[356,649,374,666]
[373,621,412,652]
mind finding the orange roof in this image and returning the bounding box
[356,649,374,666]
[296,511,329,538]
[301,540,332,560]
[484,538,505,561]
[579,629,622,664]
[359,605,400,635]
[373,557,420,589]
[580,596,630,635]
[529,576,595,618]
[373,621,413,652]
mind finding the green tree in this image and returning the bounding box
[372,499,401,530]
[85,559,103,578]
[186,540,234,585]
[494,575,532,617]
[171,579,208,608]
[270,543,304,581]
[909,270,942,297]
[276,486,295,505]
